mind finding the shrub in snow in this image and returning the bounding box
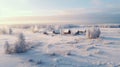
[74,31,80,35]
[53,30,60,34]
[74,30,86,35]
[28,59,34,62]
[63,29,71,34]
[36,60,43,64]
[66,51,72,56]
[86,27,101,39]
[80,30,86,34]
[48,52,57,56]
[43,31,48,35]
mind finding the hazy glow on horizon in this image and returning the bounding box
[0,0,120,24]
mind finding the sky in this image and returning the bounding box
[0,0,120,24]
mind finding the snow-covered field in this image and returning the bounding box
[0,26,120,67]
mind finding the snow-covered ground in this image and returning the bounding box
[0,27,120,67]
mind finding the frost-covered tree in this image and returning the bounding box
[8,28,12,34]
[1,28,7,34]
[86,27,101,39]
[14,33,27,53]
[32,25,39,33]
[0,27,13,34]
[4,33,29,54]
[4,41,16,54]
[4,41,10,54]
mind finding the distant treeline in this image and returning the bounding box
[8,24,120,29]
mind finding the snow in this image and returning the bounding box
[0,25,120,67]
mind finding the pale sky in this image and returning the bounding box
[0,0,120,24]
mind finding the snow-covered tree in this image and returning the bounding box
[8,28,12,34]
[14,33,27,53]
[86,27,101,39]
[32,25,39,33]
[4,41,10,54]
[0,27,13,35]
[4,33,30,54]
[1,28,7,34]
